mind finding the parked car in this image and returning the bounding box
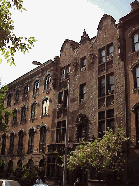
[0,179,21,186]
[33,184,48,186]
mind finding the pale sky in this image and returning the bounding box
[0,0,133,86]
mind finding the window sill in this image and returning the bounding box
[41,114,49,118]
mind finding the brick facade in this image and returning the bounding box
[1,1,139,185]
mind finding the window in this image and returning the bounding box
[67,65,70,77]
[79,83,86,103]
[135,67,139,88]
[17,159,22,167]
[107,74,114,94]
[21,106,26,122]
[61,68,66,78]
[28,129,34,154]
[39,126,46,153]
[98,109,114,138]
[107,44,113,56]
[1,133,6,155]
[61,65,71,79]
[47,158,56,178]
[56,121,66,143]
[24,85,29,98]
[134,32,139,52]
[42,98,49,115]
[31,103,37,119]
[15,90,20,102]
[136,108,139,145]
[58,91,64,104]
[5,113,9,125]
[18,130,23,153]
[81,57,86,68]
[33,80,39,95]
[7,94,11,107]
[99,77,105,97]
[44,75,51,90]
[77,124,84,142]
[99,48,105,63]
[13,109,17,122]
[9,132,14,154]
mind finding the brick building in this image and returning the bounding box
[1,0,139,185]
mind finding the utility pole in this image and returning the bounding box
[63,80,69,186]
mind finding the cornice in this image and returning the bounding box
[8,60,53,88]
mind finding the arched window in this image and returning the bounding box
[15,90,20,102]
[1,133,6,155]
[31,103,37,119]
[23,85,29,98]
[27,159,34,169]
[134,32,139,52]
[21,106,26,122]
[28,129,35,154]
[5,113,9,125]
[17,159,22,167]
[39,126,46,153]
[136,108,139,145]
[18,130,24,153]
[13,109,17,122]
[33,80,39,95]
[9,132,14,154]
[7,94,11,107]
[42,98,49,116]
[44,75,51,90]
[132,65,139,88]
[7,160,13,175]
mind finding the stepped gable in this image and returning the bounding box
[97,14,116,31]
[60,39,79,54]
[80,29,90,44]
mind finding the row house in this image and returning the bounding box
[1,0,139,185]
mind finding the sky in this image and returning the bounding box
[0,0,133,86]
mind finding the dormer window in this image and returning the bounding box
[134,32,139,52]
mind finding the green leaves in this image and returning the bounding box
[0,84,12,132]
[66,127,129,182]
[0,0,36,65]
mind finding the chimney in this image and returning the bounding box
[130,0,139,11]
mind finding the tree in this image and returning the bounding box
[66,127,129,185]
[0,83,11,132]
[0,0,36,65]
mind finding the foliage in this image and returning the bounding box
[14,163,40,186]
[0,84,11,132]
[0,0,37,65]
[66,127,129,183]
